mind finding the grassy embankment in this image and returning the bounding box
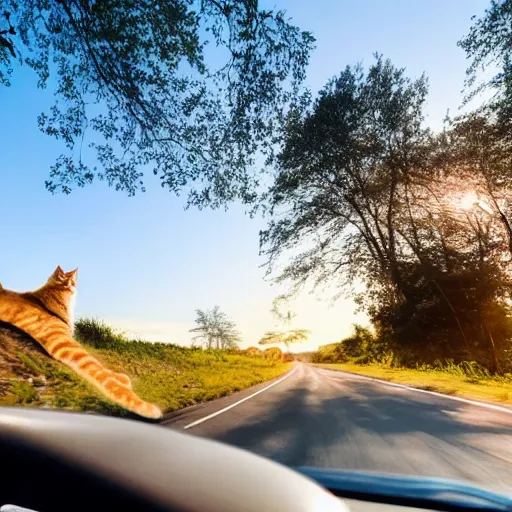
[0,318,292,417]
[314,361,512,406]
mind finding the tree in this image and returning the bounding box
[260,54,430,303]
[270,295,296,326]
[458,0,512,145]
[189,306,241,349]
[259,295,310,352]
[260,54,512,369]
[1,1,314,208]
[437,112,512,258]
[258,328,309,352]
[458,0,512,108]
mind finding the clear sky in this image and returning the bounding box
[0,0,489,351]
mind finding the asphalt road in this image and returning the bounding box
[162,363,512,497]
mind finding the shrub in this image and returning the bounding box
[311,343,347,363]
[246,346,263,356]
[75,317,127,348]
[310,324,386,364]
[263,347,284,361]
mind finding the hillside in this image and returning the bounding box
[0,319,292,418]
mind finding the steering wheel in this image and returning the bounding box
[0,407,348,512]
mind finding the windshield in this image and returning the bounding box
[0,0,511,502]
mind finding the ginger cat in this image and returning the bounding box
[21,266,130,388]
[0,267,162,419]
[20,266,78,334]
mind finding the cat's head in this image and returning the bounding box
[47,265,78,292]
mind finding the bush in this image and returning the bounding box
[311,343,347,363]
[245,346,263,356]
[368,265,512,373]
[263,347,284,361]
[75,317,128,348]
[343,324,384,360]
[311,324,386,364]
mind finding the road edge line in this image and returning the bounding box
[183,365,298,429]
[318,366,512,415]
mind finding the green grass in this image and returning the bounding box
[314,362,512,406]
[90,344,292,412]
[0,318,292,416]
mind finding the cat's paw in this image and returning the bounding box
[141,402,163,420]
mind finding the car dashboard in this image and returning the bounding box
[0,408,510,512]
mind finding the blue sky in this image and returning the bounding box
[0,0,489,350]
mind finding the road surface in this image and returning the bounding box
[162,363,512,496]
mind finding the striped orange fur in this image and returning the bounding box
[0,267,162,419]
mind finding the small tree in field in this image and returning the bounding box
[189,306,241,350]
[258,328,310,353]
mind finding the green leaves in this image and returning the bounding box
[458,0,512,91]
[258,328,310,351]
[0,8,16,85]
[458,0,512,131]
[1,0,314,207]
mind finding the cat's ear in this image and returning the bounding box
[65,268,78,285]
[51,265,64,277]
[66,268,78,279]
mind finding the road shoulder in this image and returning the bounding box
[315,363,512,413]
[161,363,297,428]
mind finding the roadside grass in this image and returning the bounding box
[0,323,122,415]
[0,319,292,416]
[91,342,292,412]
[314,362,512,406]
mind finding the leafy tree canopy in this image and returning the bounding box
[458,0,512,122]
[1,0,314,207]
[260,54,430,298]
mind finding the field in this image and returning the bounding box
[314,363,512,406]
[0,319,292,417]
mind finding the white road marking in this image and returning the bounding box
[319,367,512,415]
[183,366,298,429]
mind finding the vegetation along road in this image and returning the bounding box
[163,363,512,495]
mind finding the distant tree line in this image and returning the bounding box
[189,303,310,354]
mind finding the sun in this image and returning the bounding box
[444,188,493,215]
[451,190,479,211]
